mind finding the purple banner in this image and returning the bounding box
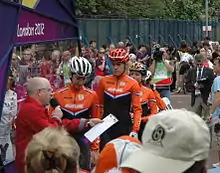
[0,0,78,120]
[15,10,78,44]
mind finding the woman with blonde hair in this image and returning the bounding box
[25,127,80,173]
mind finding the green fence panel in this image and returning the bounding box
[78,18,219,48]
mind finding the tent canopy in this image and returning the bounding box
[0,0,79,118]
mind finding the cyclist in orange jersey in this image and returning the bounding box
[97,48,142,149]
[129,62,157,140]
[144,70,167,110]
[50,56,101,172]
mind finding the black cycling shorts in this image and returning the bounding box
[179,62,190,75]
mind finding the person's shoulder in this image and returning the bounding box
[55,86,69,94]
[124,75,136,83]
[100,75,114,82]
[188,67,196,73]
[204,67,214,72]
[214,76,220,82]
[83,86,96,95]
[141,85,151,92]
[18,101,43,117]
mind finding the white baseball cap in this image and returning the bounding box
[120,109,210,173]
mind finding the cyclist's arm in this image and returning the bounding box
[154,90,166,110]
[131,82,142,132]
[142,91,157,122]
[97,78,105,118]
[91,92,101,119]
[90,92,101,151]
[148,91,158,115]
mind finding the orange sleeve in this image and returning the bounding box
[148,90,158,115]
[154,90,166,110]
[96,78,105,118]
[90,92,101,151]
[91,92,101,119]
[131,82,142,132]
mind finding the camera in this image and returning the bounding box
[153,48,163,62]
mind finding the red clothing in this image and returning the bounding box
[39,60,51,78]
[15,97,87,173]
[203,61,209,68]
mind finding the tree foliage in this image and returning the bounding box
[76,0,220,20]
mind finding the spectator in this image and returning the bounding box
[149,45,174,101]
[89,40,98,59]
[121,109,210,173]
[95,48,107,77]
[108,43,116,52]
[212,45,220,62]
[186,54,214,118]
[10,53,19,80]
[136,45,148,63]
[176,46,194,93]
[118,41,125,48]
[200,43,213,69]
[25,127,80,173]
[58,51,71,86]
[50,50,63,89]
[0,75,17,165]
[39,51,51,78]
[208,57,220,167]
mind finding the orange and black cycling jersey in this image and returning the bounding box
[52,84,100,151]
[53,83,100,119]
[140,85,157,117]
[97,74,142,132]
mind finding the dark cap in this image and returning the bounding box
[194,54,204,62]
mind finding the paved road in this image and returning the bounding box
[171,93,218,168]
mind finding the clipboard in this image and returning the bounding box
[84,114,118,143]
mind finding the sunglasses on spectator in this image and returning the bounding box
[196,63,203,66]
[99,51,105,54]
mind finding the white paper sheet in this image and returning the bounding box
[84,114,118,143]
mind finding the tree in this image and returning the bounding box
[76,0,220,20]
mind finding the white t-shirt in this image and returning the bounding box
[0,90,17,137]
[180,53,193,63]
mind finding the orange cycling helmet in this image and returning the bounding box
[109,48,129,62]
[130,62,146,75]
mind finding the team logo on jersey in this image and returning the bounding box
[119,82,126,86]
[78,94,84,101]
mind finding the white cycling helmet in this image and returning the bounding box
[145,70,152,81]
[70,56,92,77]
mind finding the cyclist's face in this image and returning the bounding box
[129,71,142,83]
[112,61,125,76]
[71,74,86,90]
